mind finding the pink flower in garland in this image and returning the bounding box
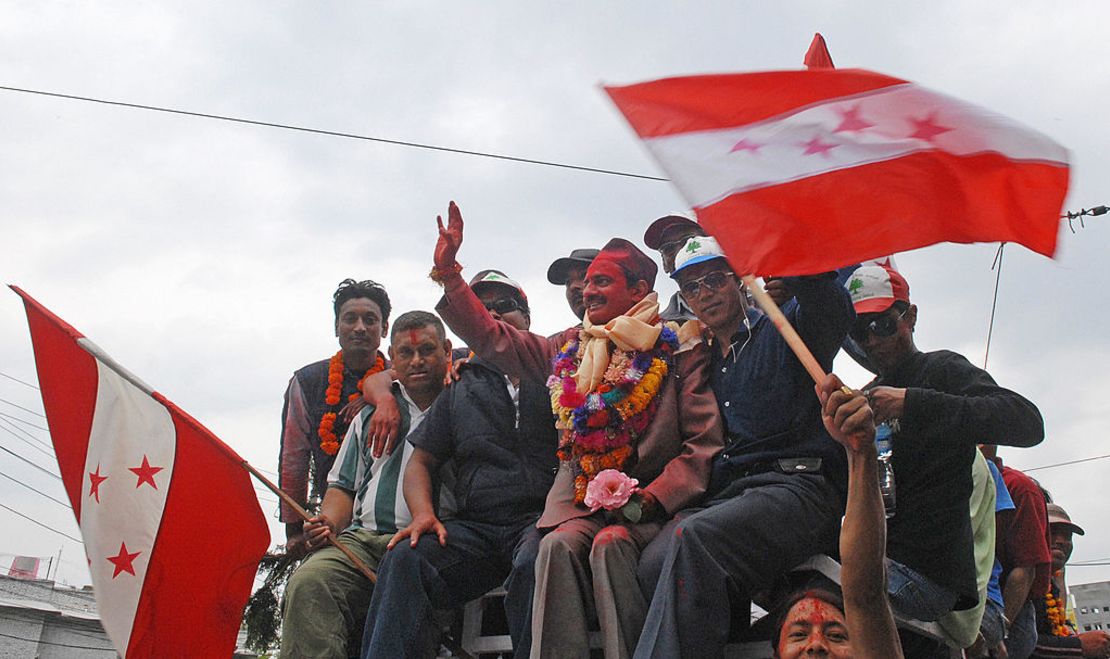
[583,469,639,512]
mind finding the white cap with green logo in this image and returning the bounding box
[670,235,727,278]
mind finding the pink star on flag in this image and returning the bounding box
[800,136,838,157]
[89,465,108,503]
[730,138,763,154]
[129,455,164,490]
[909,112,952,142]
[834,105,874,133]
[107,542,141,578]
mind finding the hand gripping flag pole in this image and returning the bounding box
[241,461,377,583]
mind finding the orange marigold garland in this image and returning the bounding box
[549,326,678,504]
[318,350,386,456]
[1045,581,1072,637]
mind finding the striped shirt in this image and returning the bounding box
[326,385,452,534]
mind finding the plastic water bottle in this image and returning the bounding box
[875,422,896,519]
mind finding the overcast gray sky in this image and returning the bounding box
[1,2,1107,590]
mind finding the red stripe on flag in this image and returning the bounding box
[11,286,97,520]
[697,150,1068,277]
[604,69,905,138]
[126,394,269,657]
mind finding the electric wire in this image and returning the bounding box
[0,417,56,460]
[0,409,50,433]
[1023,453,1110,473]
[0,420,59,464]
[0,468,70,509]
[0,370,38,390]
[0,85,668,182]
[983,242,1005,369]
[0,425,62,480]
[0,396,45,418]
[0,501,81,543]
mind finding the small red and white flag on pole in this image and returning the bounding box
[604,69,1070,276]
[13,286,269,658]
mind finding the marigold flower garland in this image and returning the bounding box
[548,326,678,504]
[318,351,386,456]
[1044,581,1072,637]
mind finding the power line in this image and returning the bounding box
[1024,453,1110,473]
[0,425,62,481]
[0,412,57,453]
[0,500,81,543]
[0,84,668,182]
[983,242,1005,369]
[0,467,71,509]
[0,418,57,462]
[0,370,38,390]
[0,410,49,433]
[0,396,45,419]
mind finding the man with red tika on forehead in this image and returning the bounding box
[430,202,723,659]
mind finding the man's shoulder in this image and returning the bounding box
[1000,465,1040,494]
[918,349,975,368]
[292,358,332,381]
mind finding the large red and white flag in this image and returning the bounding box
[13,286,269,658]
[605,69,1070,276]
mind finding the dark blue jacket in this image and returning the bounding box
[407,358,558,526]
[707,273,853,495]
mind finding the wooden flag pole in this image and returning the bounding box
[242,461,377,584]
[243,463,477,658]
[742,275,829,386]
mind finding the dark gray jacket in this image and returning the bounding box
[408,358,558,526]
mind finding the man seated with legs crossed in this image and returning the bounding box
[281,311,454,659]
[425,201,724,659]
[360,270,558,658]
[635,236,854,659]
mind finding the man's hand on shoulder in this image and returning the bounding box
[388,513,448,549]
[361,370,402,458]
[339,397,366,424]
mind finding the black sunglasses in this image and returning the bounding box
[849,307,908,343]
[483,297,522,316]
[679,271,735,298]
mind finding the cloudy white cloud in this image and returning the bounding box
[1,1,1107,591]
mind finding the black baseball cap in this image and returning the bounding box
[546,248,600,285]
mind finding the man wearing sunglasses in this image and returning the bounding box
[847,265,1044,636]
[635,235,854,659]
[469,269,532,327]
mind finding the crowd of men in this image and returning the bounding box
[274,203,1106,659]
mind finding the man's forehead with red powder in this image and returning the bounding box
[586,238,658,291]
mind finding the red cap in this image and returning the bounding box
[846,266,910,314]
[590,238,658,290]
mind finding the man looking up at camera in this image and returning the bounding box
[279,279,391,556]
